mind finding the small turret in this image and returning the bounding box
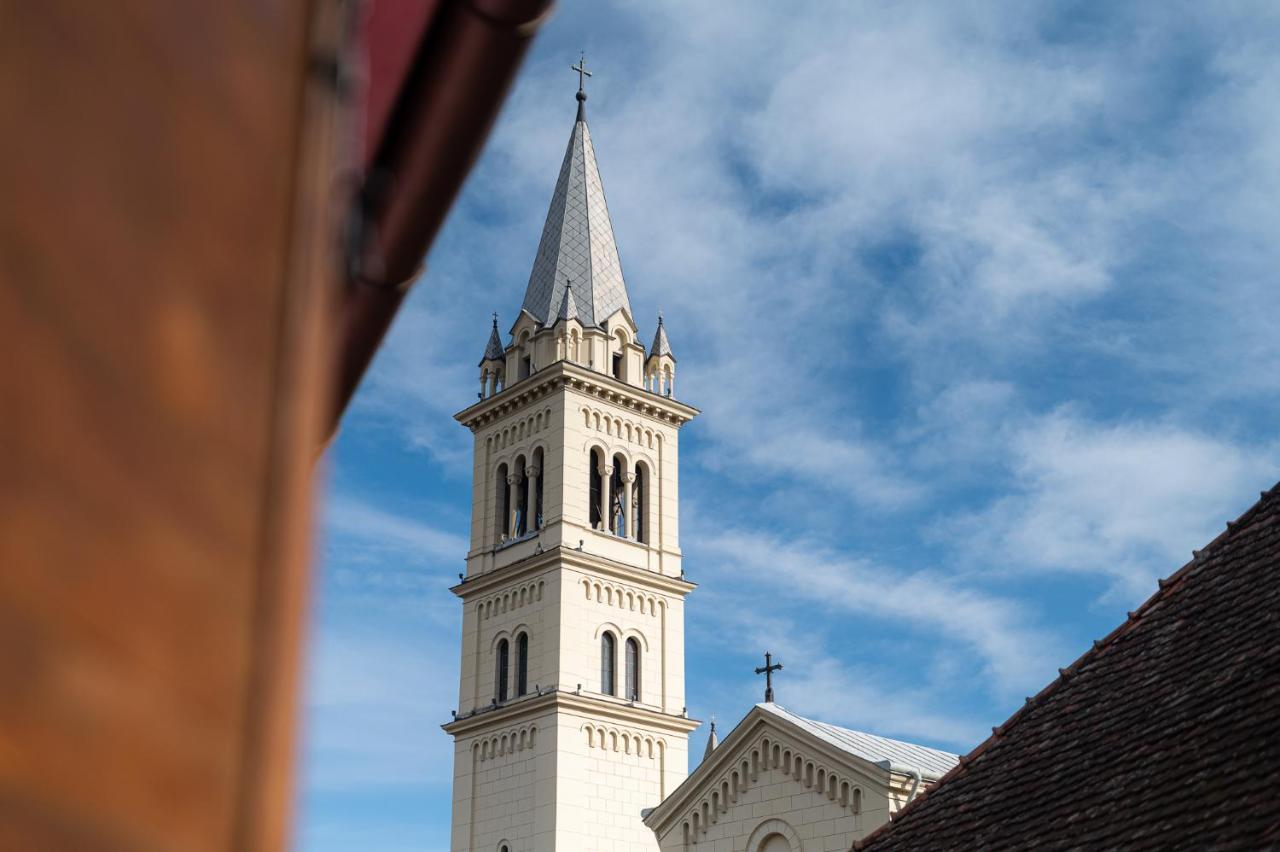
[645,313,676,397]
[555,280,580,323]
[478,314,506,399]
[702,718,719,762]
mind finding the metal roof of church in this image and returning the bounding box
[855,481,1280,851]
[519,90,632,330]
[759,703,959,781]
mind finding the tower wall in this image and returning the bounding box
[448,363,698,852]
[448,85,697,852]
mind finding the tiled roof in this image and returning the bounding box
[760,703,958,780]
[520,101,632,329]
[856,482,1280,852]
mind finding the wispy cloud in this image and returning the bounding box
[308,1,1280,847]
[689,610,985,749]
[945,410,1278,598]
[692,523,1061,697]
[304,626,457,792]
[325,495,468,564]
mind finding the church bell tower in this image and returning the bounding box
[444,61,699,852]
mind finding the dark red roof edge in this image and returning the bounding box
[850,479,1280,851]
[329,0,554,433]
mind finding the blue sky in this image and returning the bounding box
[299,2,1280,849]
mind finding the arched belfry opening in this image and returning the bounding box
[531,447,544,531]
[513,453,528,537]
[495,463,510,542]
[633,462,648,543]
[610,453,627,537]
[589,447,604,530]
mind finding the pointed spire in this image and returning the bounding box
[649,312,675,360]
[479,313,504,365]
[703,718,718,761]
[519,59,632,330]
[555,280,580,322]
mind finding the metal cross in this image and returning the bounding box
[755,652,783,703]
[571,54,592,93]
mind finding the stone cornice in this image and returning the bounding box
[452,545,696,600]
[454,360,698,431]
[442,688,701,737]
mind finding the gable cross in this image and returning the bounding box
[755,651,783,703]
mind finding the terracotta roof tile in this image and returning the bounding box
[855,482,1280,851]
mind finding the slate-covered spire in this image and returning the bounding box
[479,313,504,366]
[649,313,674,360]
[519,60,632,330]
[702,719,719,761]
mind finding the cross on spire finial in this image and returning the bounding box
[492,312,498,327]
[572,53,592,94]
[572,54,592,119]
[755,652,783,703]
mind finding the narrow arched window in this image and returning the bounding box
[589,448,603,530]
[610,454,627,537]
[625,637,640,701]
[518,332,532,380]
[513,454,527,537]
[495,463,509,541]
[533,448,544,531]
[516,632,529,697]
[601,632,616,695]
[633,464,646,543]
[496,638,509,702]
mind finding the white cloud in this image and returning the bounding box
[306,496,466,797]
[306,3,1280,844]
[325,495,468,563]
[304,625,457,792]
[690,610,986,750]
[692,524,1061,697]
[948,410,1276,598]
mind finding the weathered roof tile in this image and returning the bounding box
[855,482,1280,851]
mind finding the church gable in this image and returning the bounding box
[645,707,896,851]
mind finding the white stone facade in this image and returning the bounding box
[643,705,957,852]
[447,344,699,852]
